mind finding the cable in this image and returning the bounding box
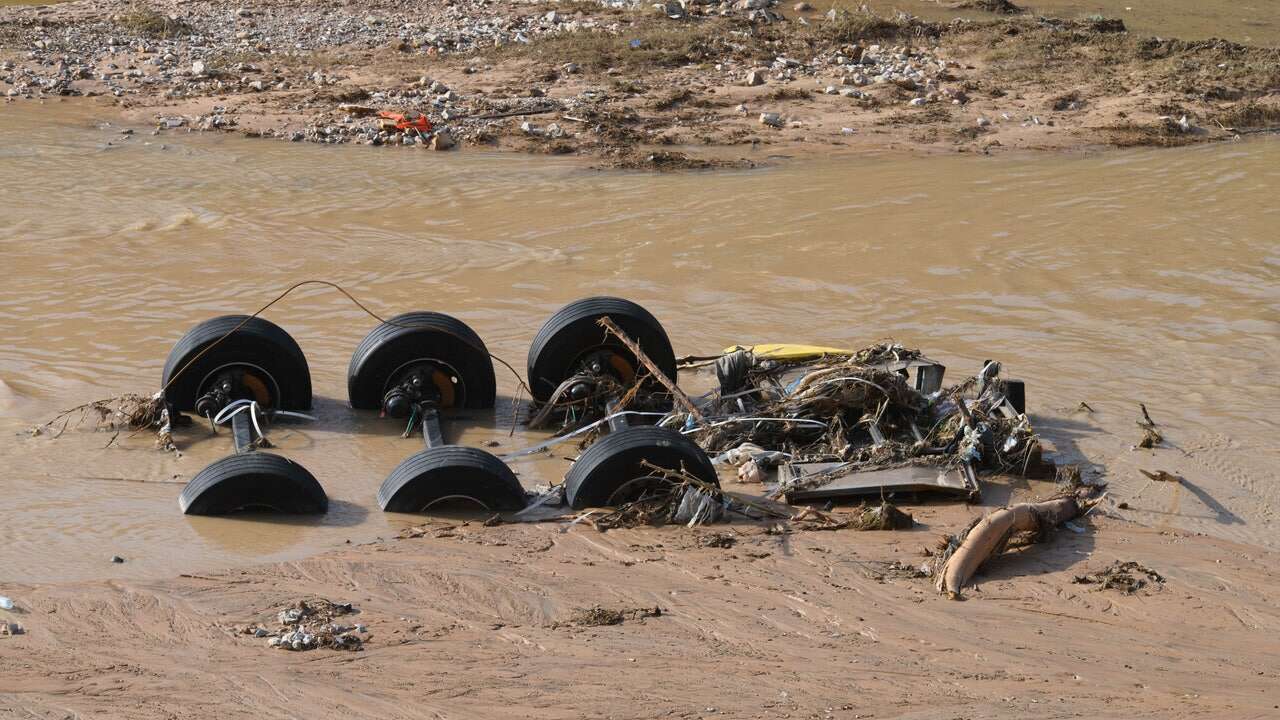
[159,280,532,398]
[679,416,829,434]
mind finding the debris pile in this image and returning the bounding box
[790,501,914,531]
[566,605,662,627]
[671,344,1050,501]
[588,460,785,530]
[242,599,365,651]
[1073,561,1164,594]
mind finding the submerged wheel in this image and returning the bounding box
[378,446,527,513]
[564,426,718,509]
[527,297,677,403]
[162,315,311,412]
[179,452,328,515]
[348,312,496,411]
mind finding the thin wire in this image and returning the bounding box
[159,280,532,397]
[680,416,829,434]
[500,411,668,461]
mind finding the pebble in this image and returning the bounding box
[110,555,125,562]
[976,117,991,127]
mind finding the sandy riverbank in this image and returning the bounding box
[2,0,1278,167]
[3,500,1279,718]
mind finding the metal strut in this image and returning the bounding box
[231,408,256,454]
[605,399,629,433]
[420,406,445,449]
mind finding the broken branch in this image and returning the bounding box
[597,316,705,425]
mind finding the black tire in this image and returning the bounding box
[162,315,311,412]
[348,312,496,411]
[527,297,676,403]
[179,453,328,515]
[564,426,718,509]
[378,446,526,513]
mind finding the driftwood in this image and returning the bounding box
[935,495,1084,598]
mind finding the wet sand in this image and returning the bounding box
[4,514,1280,718]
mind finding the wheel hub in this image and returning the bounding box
[194,367,274,419]
[381,361,458,418]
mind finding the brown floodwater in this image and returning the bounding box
[825,0,1280,47]
[0,102,1276,582]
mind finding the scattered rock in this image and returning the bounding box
[110,555,125,563]
[267,599,362,651]
[745,69,766,86]
[759,112,782,127]
[429,129,455,150]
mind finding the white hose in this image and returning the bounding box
[212,399,265,440]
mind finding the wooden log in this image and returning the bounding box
[936,496,1081,598]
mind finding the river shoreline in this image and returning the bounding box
[3,0,1278,168]
[4,509,1279,718]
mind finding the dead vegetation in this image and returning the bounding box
[1073,561,1164,594]
[33,393,173,450]
[812,13,914,45]
[490,20,725,72]
[566,605,662,627]
[791,502,914,531]
[1210,100,1280,130]
[115,3,192,39]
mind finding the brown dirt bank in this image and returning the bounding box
[2,0,1279,168]
[3,503,1279,718]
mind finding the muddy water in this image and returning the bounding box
[831,0,1280,46]
[1,102,1277,582]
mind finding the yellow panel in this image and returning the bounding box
[723,343,855,361]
